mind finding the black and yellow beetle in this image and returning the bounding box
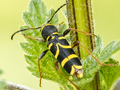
[11,4,116,90]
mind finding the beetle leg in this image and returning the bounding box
[63,28,97,37]
[72,41,118,66]
[55,61,80,90]
[38,49,49,87]
[72,41,79,48]
[22,33,45,42]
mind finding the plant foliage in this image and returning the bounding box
[0,69,6,89]
[20,0,120,90]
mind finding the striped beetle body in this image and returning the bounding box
[41,24,83,78]
[11,4,82,89]
[12,4,108,90]
[11,3,116,90]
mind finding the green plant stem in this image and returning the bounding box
[66,0,100,90]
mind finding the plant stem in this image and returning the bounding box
[4,81,33,90]
[65,0,100,90]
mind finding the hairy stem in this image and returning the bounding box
[3,81,33,90]
[66,0,100,90]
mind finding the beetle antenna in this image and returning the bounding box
[47,4,66,23]
[11,26,41,40]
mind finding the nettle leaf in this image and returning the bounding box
[20,0,69,88]
[100,58,120,90]
[19,0,120,90]
[0,69,6,89]
[28,0,47,26]
[0,81,6,89]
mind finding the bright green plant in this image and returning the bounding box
[18,0,120,90]
[0,70,6,90]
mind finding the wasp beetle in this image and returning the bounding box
[11,4,116,90]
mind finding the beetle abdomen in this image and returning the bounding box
[47,34,83,76]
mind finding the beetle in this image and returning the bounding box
[11,4,117,90]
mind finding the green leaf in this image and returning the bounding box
[0,69,6,89]
[95,35,103,48]
[0,81,6,89]
[111,41,120,54]
[20,43,41,56]
[25,55,38,66]
[100,58,120,90]
[99,41,116,62]
[28,0,47,26]
[59,23,67,34]
[20,0,69,88]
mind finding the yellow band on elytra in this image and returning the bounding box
[58,43,71,48]
[58,37,66,40]
[55,44,59,58]
[48,43,53,50]
[61,54,78,67]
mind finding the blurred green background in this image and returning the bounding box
[0,0,120,90]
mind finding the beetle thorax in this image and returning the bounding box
[40,24,58,41]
